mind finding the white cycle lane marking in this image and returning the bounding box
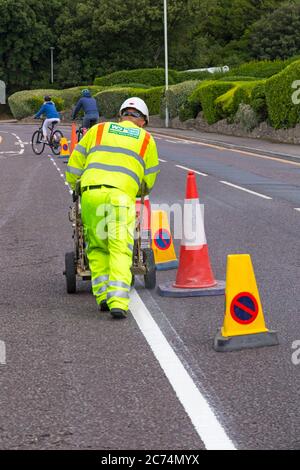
[0,130,25,155]
[176,164,208,176]
[130,289,236,450]
[220,180,272,200]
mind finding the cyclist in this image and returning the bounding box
[72,89,99,129]
[34,95,60,142]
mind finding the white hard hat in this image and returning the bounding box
[119,97,149,124]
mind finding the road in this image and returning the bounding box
[0,122,300,450]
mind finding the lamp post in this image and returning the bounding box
[164,0,169,128]
[50,47,55,84]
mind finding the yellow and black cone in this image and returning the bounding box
[214,254,279,352]
[151,210,178,271]
[59,137,70,159]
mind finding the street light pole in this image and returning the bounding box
[50,47,55,84]
[163,0,169,128]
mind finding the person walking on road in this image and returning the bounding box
[66,97,159,319]
[72,89,100,129]
[34,95,60,142]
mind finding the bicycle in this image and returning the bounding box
[31,120,64,155]
[75,118,98,142]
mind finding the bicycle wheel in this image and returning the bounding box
[76,128,83,142]
[31,130,45,155]
[50,130,64,155]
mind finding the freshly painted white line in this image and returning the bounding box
[130,289,236,450]
[176,164,208,176]
[159,158,167,163]
[295,208,300,212]
[220,180,272,199]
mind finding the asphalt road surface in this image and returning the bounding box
[0,122,300,450]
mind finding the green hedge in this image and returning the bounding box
[8,86,103,119]
[95,86,164,119]
[216,75,259,82]
[8,89,63,119]
[176,70,228,83]
[265,60,300,128]
[230,57,300,79]
[160,80,200,119]
[249,81,267,122]
[216,81,259,121]
[94,68,178,87]
[188,81,234,124]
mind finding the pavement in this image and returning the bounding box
[0,122,300,450]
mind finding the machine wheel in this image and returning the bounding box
[143,248,156,289]
[65,251,77,293]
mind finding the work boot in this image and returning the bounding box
[99,300,109,312]
[110,308,128,319]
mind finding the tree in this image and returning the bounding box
[0,0,61,92]
[247,2,300,59]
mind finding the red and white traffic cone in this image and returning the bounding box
[174,171,216,288]
[158,171,225,297]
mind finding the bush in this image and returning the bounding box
[94,68,178,87]
[216,81,258,121]
[249,82,267,122]
[109,83,151,89]
[95,86,163,119]
[230,58,298,79]
[265,59,300,128]
[188,81,233,124]
[8,89,62,119]
[160,80,200,119]
[217,75,259,82]
[175,70,228,83]
[142,87,164,116]
[8,86,103,119]
[234,104,260,132]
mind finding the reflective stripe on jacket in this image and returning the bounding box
[66,120,160,200]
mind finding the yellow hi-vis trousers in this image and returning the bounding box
[81,186,135,311]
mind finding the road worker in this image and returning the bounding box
[66,97,159,319]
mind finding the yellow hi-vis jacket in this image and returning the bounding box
[66,121,160,200]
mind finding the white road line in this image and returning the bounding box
[0,151,19,155]
[130,289,235,450]
[295,208,300,212]
[159,158,167,163]
[220,180,272,199]
[11,132,24,155]
[176,164,208,176]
